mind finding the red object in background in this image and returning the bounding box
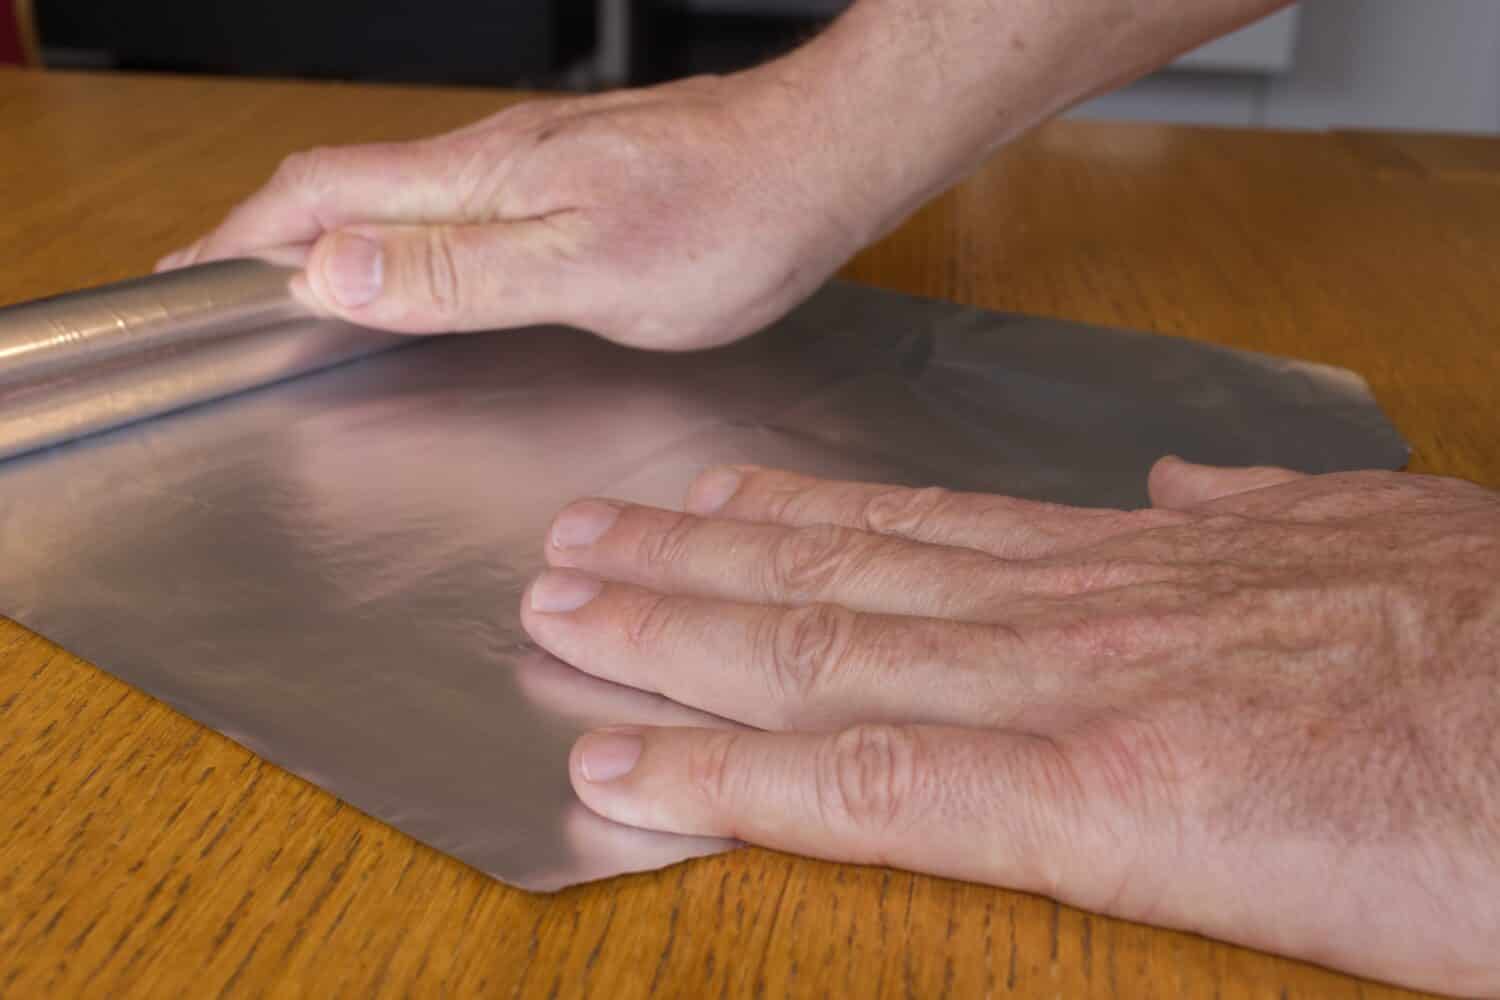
[1,1,35,65]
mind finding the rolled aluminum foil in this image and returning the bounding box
[0,261,1408,889]
[0,261,405,461]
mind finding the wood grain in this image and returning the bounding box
[2,67,1494,998]
[1334,129,1500,185]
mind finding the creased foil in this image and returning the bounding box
[0,261,1408,889]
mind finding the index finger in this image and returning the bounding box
[162,137,485,270]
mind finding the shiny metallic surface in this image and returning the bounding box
[0,260,404,460]
[0,267,1408,890]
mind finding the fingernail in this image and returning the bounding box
[578,729,643,782]
[686,466,743,515]
[323,233,383,308]
[529,570,602,613]
[551,500,621,549]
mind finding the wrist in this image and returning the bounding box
[733,0,1292,252]
[733,2,1055,249]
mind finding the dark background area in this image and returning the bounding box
[27,7,1500,135]
[642,6,831,81]
[34,1,845,89]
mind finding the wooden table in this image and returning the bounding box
[1,67,1495,999]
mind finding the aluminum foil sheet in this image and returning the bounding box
[0,261,1408,890]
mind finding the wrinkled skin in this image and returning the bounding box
[159,73,877,350]
[520,458,1500,995]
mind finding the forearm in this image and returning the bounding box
[742,0,1290,242]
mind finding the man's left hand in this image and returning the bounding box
[521,458,1500,994]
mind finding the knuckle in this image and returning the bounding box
[560,123,668,207]
[1008,734,1092,899]
[758,480,816,523]
[763,603,856,706]
[767,523,856,599]
[593,127,675,188]
[1042,556,1161,595]
[816,724,922,836]
[1081,557,1156,590]
[270,146,346,199]
[1049,607,1152,664]
[271,148,321,186]
[1053,722,1179,911]
[623,592,678,652]
[686,731,744,812]
[416,226,465,317]
[860,486,950,537]
[1194,512,1249,535]
[1116,507,1191,535]
[635,513,701,574]
[487,99,549,132]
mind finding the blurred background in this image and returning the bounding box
[13,0,1500,133]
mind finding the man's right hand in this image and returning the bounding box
[157,0,1295,351]
[158,71,876,350]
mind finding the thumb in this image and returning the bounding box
[1148,455,1305,510]
[299,218,595,334]
[569,723,1134,908]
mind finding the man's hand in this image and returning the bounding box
[157,72,874,350]
[521,458,1500,995]
[157,0,1292,350]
